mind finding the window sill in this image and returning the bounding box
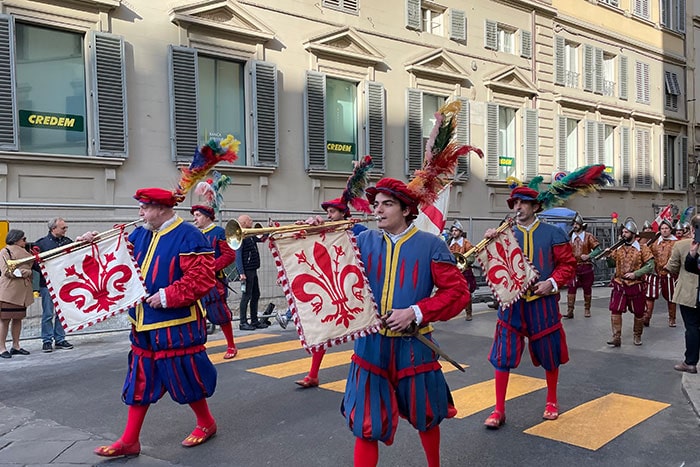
[175,161,276,176]
[0,151,126,167]
[307,169,355,180]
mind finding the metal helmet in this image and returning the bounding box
[674,219,683,231]
[451,220,464,232]
[572,213,584,226]
[642,220,652,230]
[621,217,638,235]
[659,218,674,230]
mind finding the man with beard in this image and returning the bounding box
[644,219,678,327]
[564,213,601,319]
[605,218,655,346]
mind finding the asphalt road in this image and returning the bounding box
[1,286,698,467]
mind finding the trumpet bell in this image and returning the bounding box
[225,219,244,250]
[454,252,468,272]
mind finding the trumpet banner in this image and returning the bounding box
[40,232,147,333]
[269,229,381,352]
[476,228,539,308]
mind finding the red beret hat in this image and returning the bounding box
[133,188,179,207]
[321,197,350,218]
[506,186,542,212]
[366,178,419,216]
[190,204,215,220]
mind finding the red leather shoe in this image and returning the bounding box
[223,347,238,359]
[484,410,505,429]
[182,423,217,447]
[295,376,319,388]
[94,439,141,457]
[543,402,559,420]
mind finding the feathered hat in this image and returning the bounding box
[506,164,614,213]
[366,100,483,214]
[321,155,374,218]
[190,170,232,221]
[134,135,238,207]
[680,206,695,230]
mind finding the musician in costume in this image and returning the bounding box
[643,218,678,327]
[191,171,238,359]
[564,213,601,319]
[605,218,655,347]
[296,158,372,389]
[448,220,477,320]
[93,137,239,458]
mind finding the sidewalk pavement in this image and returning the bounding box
[1,287,699,465]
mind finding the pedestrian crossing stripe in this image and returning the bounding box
[450,374,547,419]
[249,350,355,378]
[207,334,302,364]
[524,393,670,450]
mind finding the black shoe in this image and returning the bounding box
[54,341,74,350]
[0,351,11,359]
[239,323,256,331]
[10,348,30,355]
[261,319,272,326]
[253,321,269,329]
[42,342,53,353]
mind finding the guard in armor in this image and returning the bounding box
[447,220,477,321]
[564,213,601,319]
[605,218,655,346]
[644,218,678,327]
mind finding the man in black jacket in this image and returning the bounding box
[235,214,268,331]
[33,218,74,352]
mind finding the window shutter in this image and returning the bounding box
[585,120,597,166]
[663,136,673,189]
[680,136,688,189]
[406,88,423,175]
[520,30,532,59]
[0,14,17,150]
[304,71,327,170]
[594,47,604,94]
[90,32,127,157]
[449,9,466,42]
[524,109,538,180]
[554,36,565,86]
[635,61,643,103]
[597,122,606,164]
[252,61,278,167]
[636,129,651,188]
[583,44,594,92]
[678,0,686,33]
[660,0,670,27]
[406,0,421,31]
[621,126,630,186]
[341,0,358,13]
[324,0,341,6]
[619,55,628,100]
[556,116,567,170]
[456,97,470,179]
[486,103,499,179]
[484,20,497,50]
[365,81,385,174]
[169,46,198,161]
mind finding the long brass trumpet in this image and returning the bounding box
[4,220,142,273]
[225,218,368,250]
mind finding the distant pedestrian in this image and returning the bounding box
[672,216,700,374]
[235,214,268,331]
[0,230,35,358]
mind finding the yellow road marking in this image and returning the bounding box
[210,340,303,364]
[524,393,670,450]
[319,363,468,394]
[249,350,354,378]
[206,333,276,349]
[451,373,546,419]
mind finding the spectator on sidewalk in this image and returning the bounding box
[33,218,74,352]
[669,215,700,374]
[235,214,267,331]
[0,230,35,358]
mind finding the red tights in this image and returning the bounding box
[353,426,440,467]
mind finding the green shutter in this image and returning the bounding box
[406,88,423,175]
[0,14,17,150]
[169,46,198,160]
[252,61,278,167]
[486,103,499,179]
[305,71,327,170]
[524,109,538,180]
[91,32,127,157]
[621,126,630,186]
[455,97,470,179]
[365,81,385,173]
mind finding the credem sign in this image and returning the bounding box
[19,110,84,132]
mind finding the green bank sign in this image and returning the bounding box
[19,110,84,132]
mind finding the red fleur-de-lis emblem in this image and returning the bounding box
[291,240,364,328]
[58,243,134,314]
[485,234,527,294]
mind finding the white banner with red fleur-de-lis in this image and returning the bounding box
[269,228,381,352]
[476,228,540,309]
[40,231,147,333]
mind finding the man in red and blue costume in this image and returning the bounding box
[341,178,469,467]
[94,187,219,458]
[192,204,238,359]
[482,185,576,429]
